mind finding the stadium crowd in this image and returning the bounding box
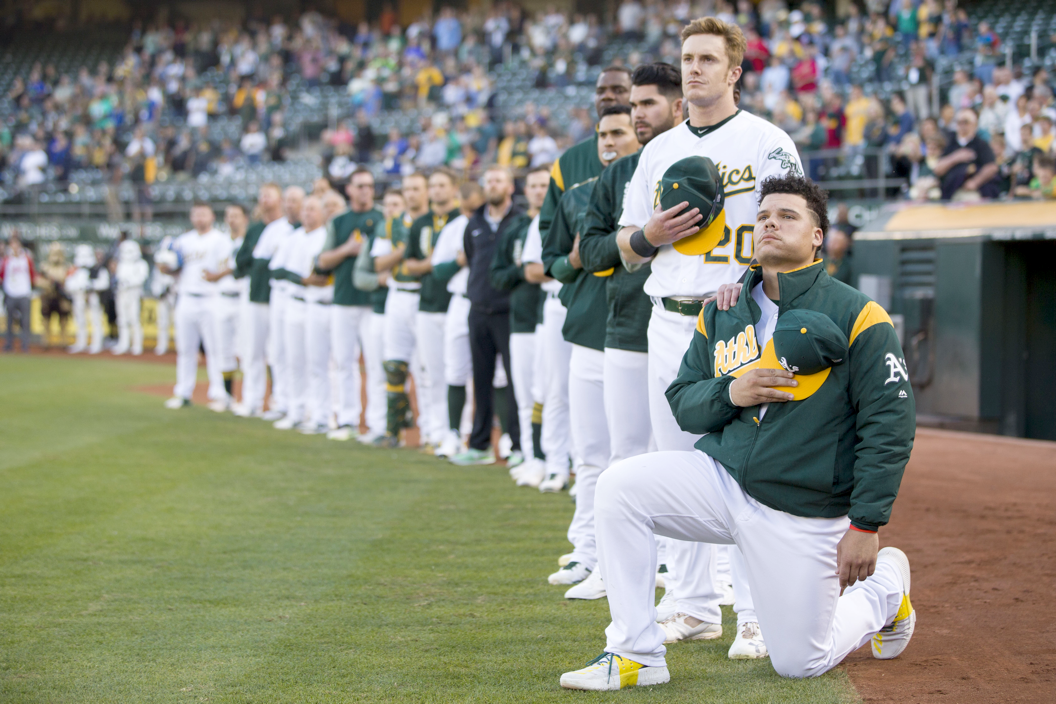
[3,1,1056,204]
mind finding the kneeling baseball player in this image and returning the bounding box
[561,174,916,690]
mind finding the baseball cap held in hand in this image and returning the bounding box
[733,309,849,400]
[659,155,726,255]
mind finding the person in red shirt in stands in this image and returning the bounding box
[791,41,819,94]
[1,233,37,353]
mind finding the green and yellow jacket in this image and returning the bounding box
[666,261,915,532]
[490,214,542,334]
[538,133,601,241]
[317,207,383,306]
[579,151,652,353]
[542,177,606,351]
[405,207,460,312]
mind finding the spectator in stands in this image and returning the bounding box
[239,120,267,164]
[1027,153,1056,199]
[526,123,558,168]
[934,108,999,201]
[1,234,35,353]
[17,136,48,188]
[888,93,916,146]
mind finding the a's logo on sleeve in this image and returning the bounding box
[884,353,910,385]
[767,147,803,176]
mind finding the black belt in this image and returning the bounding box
[460,293,470,299]
[221,292,239,298]
[290,295,306,302]
[312,299,332,306]
[184,292,206,298]
[661,297,704,317]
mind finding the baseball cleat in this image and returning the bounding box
[261,409,285,422]
[498,433,513,460]
[728,621,768,659]
[568,480,579,498]
[506,450,525,468]
[655,590,678,623]
[297,422,326,435]
[327,425,358,441]
[872,547,915,660]
[558,553,574,567]
[515,460,546,488]
[560,653,669,691]
[207,399,231,413]
[435,431,461,459]
[659,613,722,643]
[718,581,735,606]
[372,435,401,449]
[655,563,668,589]
[538,473,568,493]
[449,448,495,466]
[548,561,591,586]
[273,416,299,430]
[565,567,606,600]
[355,431,381,445]
[164,397,190,410]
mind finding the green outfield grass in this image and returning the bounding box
[0,356,860,703]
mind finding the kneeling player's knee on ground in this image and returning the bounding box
[383,360,408,387]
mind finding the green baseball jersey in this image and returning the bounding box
[541,177,606,351]
[355,220,390,314]
[538,133,601,242]
[386,213,418,285]
[668,261,915,531]
[319,207,382,306]
[490,214,543,333]
[579,151,653,353]
[234,221,269,303]
[406,207,460,312]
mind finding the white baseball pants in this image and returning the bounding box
[444,294,506,437]
[416,311,448,446]
[331,304,372,430]
[267,291,288,414]
[603,348,652,465]
[242,302,270,413]
[540,296,572,480]
[213,294,240,375]
[565,344,611,569]
[305,301,332,428]
[283,297,308,423]
[597,450,904,678]
[173,294,219,401]
[383,289,420,363]
[155,293,174,355]
[71,292,87,350]
[362,311,387,435]
[88,293,105,354]
[509,331,539,460]
[115,289,144,355]
[647,305,754,625]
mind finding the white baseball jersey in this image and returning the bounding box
[520,214,561,295]
[619,111,804,299]
[431,213,469,295]
[253,216,294,297]
[300,227,333,303]
[217,235,244,296]
[171,228,230,297]
[269,223,301,298]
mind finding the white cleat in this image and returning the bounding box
[164,397,190,410]
[538,472,569,493]
[435,431,461,459]
[548,561,591,586]
[659,613,722,644]
[655,590,678,623]
[718,580,735,606]
[498,432,513,459]
[560,653,669,691]
[506,450,525,468]
[232,403,261,418]
[207,399,231,413]
[356,430,382,445]
[298,422,326,435]
[558,553,574,567]
[273,416,298,430]
[565,568,606,600]
[872,547,915,660]
[261,409,285,421]
[515,460,546,488]
[67,344,86,354]
[327,425,358,441]
[728,621,768,659]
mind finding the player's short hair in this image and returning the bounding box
[599,104,633,120]
[191,199,213,210]
[599,65,633,79]
[260,182,282,196]
[758,174,830,242]
[681,17,747,70]
[527,163,552,179]
[460,182,484,201]
[483,164,513,180]
[403,171,429,185]
[225,202,248,215]
[349,167,374,182]
[429,166,459,185]
[631,62,682,101]
[383,187,405,200]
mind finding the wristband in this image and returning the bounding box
[849,525,877,534]
[629,229,658,258]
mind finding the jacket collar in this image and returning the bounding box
[737,259,827,321]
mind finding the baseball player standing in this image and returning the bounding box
[263,186,305,424]
[490,166,549,480]
[541,105,641,589]
[400,169,462,452]
[568,63,684,602]
[163,201,231,409]
[560,174,917,690]
[151,235,177,356]
[202,203,249,411]
[609,18,805,658]
[316,168,384,441]
[232,183,287,418]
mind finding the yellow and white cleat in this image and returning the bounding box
[560,653,669,691]
[872,547,915,660]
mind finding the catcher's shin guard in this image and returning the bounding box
[384,360,412,436]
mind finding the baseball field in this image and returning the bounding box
[1,354,1052,703]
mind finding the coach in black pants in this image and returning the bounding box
[455,165,529,464]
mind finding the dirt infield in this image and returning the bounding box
[842,428,1056,704]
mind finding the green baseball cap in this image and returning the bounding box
[658,156,726,256]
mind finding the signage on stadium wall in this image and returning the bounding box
[0,221,188,245]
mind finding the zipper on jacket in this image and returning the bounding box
[740,413,763,488]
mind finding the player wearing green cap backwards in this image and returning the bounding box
[560,173,917,690]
